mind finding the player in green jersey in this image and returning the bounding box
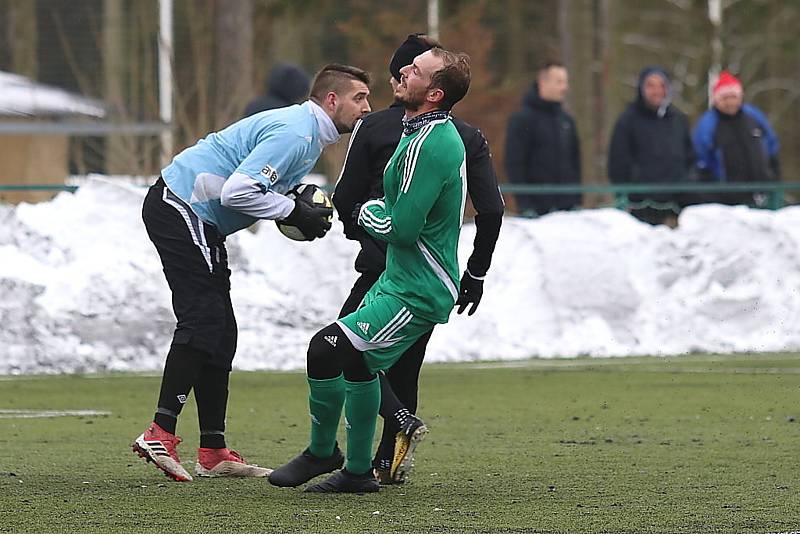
[269,48,471,493]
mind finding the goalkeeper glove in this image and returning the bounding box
[280,199,333,240]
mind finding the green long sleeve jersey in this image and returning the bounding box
[358,116,467,323]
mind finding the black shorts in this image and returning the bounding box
[142,178,237,369]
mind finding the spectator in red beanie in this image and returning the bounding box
[692,70,780,206]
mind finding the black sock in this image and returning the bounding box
[378,372,406,431]
[393,407,413,429]
[153,343,208,434]
[374,372,409,465]
[195,364,229,449]
[374,408,415,465]
[373,435,394,468]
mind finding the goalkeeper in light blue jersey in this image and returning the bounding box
[163,72,371,237]
[270,48,472,493]
[132,65,371,483]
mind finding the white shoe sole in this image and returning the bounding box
[195,461,272,478]
[132,433,193,482]
[391,424,428,483]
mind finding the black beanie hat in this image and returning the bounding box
[389,33,434,82]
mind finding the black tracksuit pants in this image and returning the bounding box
[142,178,237,369]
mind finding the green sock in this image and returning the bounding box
[307,374,345,458]
[344,377,381,475]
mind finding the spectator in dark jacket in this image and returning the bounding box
[608,66,694,225]
[241,62,311,117]
[693,70,780,206]
[505,62,581,216]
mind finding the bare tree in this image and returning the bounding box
[213,0,254,128]
[590,0,611,187]
[7,0,38,79]
[560,0,611,194]
[103,0,129,174]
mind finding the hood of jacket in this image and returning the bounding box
[636,66,673,118]
[267,62,311,105]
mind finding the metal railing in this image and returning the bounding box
[500,182,800,210]
[0,122,169,136]
[0,184,79,193]
[3,181,800,211]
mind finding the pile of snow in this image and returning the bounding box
[2,178,800,375]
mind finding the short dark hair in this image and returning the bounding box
[310,64,370,101]
[427,48,471,111]
[538,61,565,77]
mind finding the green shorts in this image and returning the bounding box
[337,289,436,373]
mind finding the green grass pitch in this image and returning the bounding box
[1,353,799,533]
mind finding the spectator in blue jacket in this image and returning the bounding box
[693,71,780,206]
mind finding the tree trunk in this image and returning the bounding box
[560,0,611,207]
[7,0,38,79]
[506,0,526,81]
[558,0,571,73]
[213,0,254,128]
[590,0,610,186]
[103,0,128,174]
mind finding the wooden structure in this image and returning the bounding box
[0,71,105,203]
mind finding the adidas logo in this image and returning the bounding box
[310,414,320,425]
[145,441,169,456]
[324,335,338,347]
[357,321,370,334]
[176,394,187,404]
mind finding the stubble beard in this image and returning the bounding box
[332,110,355,134]
[396,88,425,112]
[334,120,353,134]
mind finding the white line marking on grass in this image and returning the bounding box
[0,409,111,419]
[637,367,800,375]
[0,373,161,381]
[455,360,800,374]
[0,376,53,382]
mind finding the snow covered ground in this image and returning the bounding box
[3,177,800,375]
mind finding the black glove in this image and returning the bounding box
[280,199,333,240]
[455,270,484,316]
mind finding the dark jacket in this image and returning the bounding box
[607,67,695,222]
[242,63,311,118]
[504,85,581,215]
[608,67,694,185]
[333,103,504,278]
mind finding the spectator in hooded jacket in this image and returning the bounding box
[608,66,694,226]
[242,62,312,117]
[693,71,780,207]
[505,62,581,216]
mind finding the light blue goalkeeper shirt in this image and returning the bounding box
[161,101,340,236]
